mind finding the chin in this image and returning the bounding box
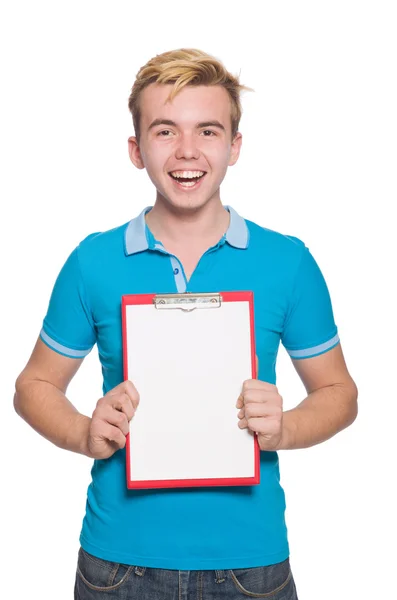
[158,190,219,212]
[173,198,211,214]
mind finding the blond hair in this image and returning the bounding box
[128,48,253,143]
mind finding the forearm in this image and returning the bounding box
[276,381,358,450]
[14,379,93,457]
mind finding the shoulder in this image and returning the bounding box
[77,221,129,252]
[245,217,306,266]
[246,218,305,250]
[76,221,130,263]
[69,222,131,285]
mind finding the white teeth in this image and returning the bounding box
[170,170,205,179]
[178,181,197,187]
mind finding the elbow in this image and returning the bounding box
[14,380,23,417]
[346,379,359,427]
[14,375,28,417]
[13,391,20,416]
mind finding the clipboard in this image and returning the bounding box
[122,291,260,490]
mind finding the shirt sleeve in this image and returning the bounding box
[39,244,96,358]
[281,244,340,360]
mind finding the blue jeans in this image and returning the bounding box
[74,547,299,599]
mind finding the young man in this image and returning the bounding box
[14,48,358,599]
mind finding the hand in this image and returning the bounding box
[236,356,283,451]
[87,381,140,459]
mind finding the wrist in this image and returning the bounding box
[275,412,295,450]
[66,413,93,457]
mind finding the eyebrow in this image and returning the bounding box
[147,119,226,132]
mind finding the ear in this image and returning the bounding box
[228,132,242,167]
[128,136,145,170]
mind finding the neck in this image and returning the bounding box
[145,195,230,248]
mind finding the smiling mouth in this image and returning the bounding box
[168,171,207,188]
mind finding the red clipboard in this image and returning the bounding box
[122,291,260,490]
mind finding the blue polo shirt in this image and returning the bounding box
[40,205,339,570]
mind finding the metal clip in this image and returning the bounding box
[154,292,222,312]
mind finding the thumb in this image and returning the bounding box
[255,354,259,376]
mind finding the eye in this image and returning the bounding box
[157,130,173,136]
[201,130,216,136]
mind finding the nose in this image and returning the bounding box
[174,133,200,161]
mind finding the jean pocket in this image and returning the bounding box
[229,558,292,597]
[77,547,134,592]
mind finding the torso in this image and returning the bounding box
[179,257,200,282]
[163,247,204,282]
[178,254,201,281]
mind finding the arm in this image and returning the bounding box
[277,343,358,450]
[14,338,139,459]
[237,243,357,450]
[237,343,358,451]
[14,337,92,456]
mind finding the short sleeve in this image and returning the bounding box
[40,244,96,358]
[281,245,339,360]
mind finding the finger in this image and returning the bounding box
[236,393,244,408]
[242,379,276,392]
[246,416,281,435]
[104,381,140,415]
[98,393,135,423]
[106,380,140,409]
[255,354,259,375]
[241,388,276,405]
[100,422,127,449]
[237,403,265,419]
[123,380,140,409]
[113,392,136,421]
[239,415,279,433]
[98,404,130,436]
[242,403,282,420]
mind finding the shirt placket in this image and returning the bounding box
[151,237,226,293]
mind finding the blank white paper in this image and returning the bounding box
[125,299,256,483]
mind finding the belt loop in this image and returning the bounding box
[215,570,226,583]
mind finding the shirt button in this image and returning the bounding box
[174,268,179,275]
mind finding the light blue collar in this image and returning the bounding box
[124,205,249,255]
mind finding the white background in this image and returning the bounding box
[1,1,396,598]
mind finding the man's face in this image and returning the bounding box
[128,83,242,212]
